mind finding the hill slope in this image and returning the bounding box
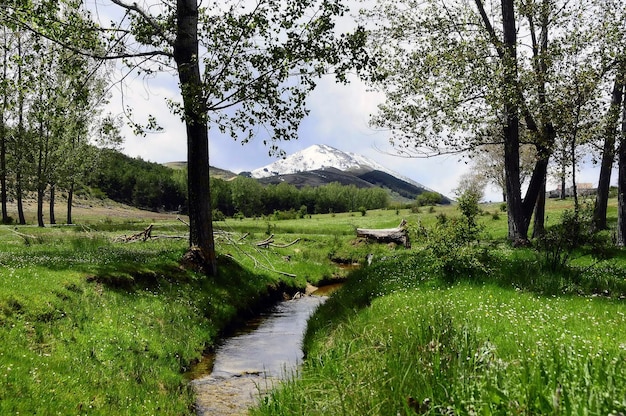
[251,144,450,203]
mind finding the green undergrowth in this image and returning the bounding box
[0,223,298,415]
[253,251,626,415]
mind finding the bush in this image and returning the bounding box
[297,205,308,219]
[415,191,443,206]
[535,208,612,272]
[212,209,226,221]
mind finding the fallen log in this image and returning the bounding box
[255,234,274,247]
[269,238,301,248]
[115,224,154,242]
[356,219,410,248]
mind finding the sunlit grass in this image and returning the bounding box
[0,218,298,414]
[253,252,626,415]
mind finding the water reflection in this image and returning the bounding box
[209,295,325,379]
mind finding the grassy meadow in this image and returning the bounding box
[250,198,626,415]
[1,196,625,414]
[0,204,309,414]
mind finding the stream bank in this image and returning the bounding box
[191,288,337,415]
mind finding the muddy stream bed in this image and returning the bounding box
[189,285,341,415]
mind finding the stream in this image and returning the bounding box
[190,292,330,416]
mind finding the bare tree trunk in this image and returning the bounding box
[15,35,26,225]
[49,183,56,225]
[571,139,578,212]
[174,0,217,275]
[560,163,566,199]
[593,72,624,230]
[37,188,44,227]
[1,29,8,224]
[0,134,6,223]
[532,176,546,238]
[67,180,74,225]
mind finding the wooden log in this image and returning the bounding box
[356,219,410,248]
[255,234,274,247]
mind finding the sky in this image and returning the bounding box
[99,1,610,204]
[108,70,482,200]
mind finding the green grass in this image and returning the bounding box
[252,252,626,415]
[0,220,301,414]
[2,197,625,414]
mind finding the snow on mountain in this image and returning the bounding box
[250,144,428,189]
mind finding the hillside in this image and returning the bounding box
[164,161,238,180]
[250,144,450,204]
[257,167,377,189]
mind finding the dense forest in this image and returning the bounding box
[88,148,390,217]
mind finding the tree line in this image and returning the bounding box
[88,150,390,217]
[0,4,116,226]
[212,176,389,218]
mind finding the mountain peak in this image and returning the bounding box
[250,144,389,179]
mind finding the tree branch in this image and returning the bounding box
[109,0,176,47]
[473,0,504,59]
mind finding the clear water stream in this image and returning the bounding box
[191,294,328,415]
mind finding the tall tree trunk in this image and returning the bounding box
[49,183,56,225]
[16,177,25,225]
[593,72,624,230]
[16,36,25,226]
[532,175,546,238]
[37,188,44,227]
[0,131,6,223]
[560,162,566,199]
[617,84,626,245]
[37,121,45,228]
[67,180,74,225]
[174,0,217,275]
[1,28,8,224]
[571,139,579,212]
[501,0,528,243]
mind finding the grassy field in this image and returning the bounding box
[0,202,319,414]
[1,196,624,414]
[251,198,626,415]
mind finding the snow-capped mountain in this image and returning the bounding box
[248,144,448,203]
[250,144,387,178]
[250,144,424,187]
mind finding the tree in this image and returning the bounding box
[415,191,442,207]
[593,65,625,229]
[471,142,536,202]
[618,86,626,245]
[3,0,368,274]
[363,0,606,243]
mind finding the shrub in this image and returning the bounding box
[297,205,308,219]
[212,209,226,221]
[415,191,443,206]
[535,208,612,272]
